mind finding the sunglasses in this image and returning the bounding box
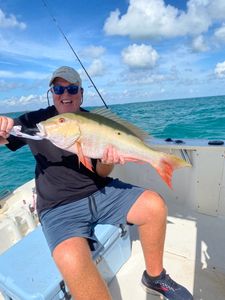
[52,85,80,95]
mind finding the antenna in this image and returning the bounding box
[41,0,108,109]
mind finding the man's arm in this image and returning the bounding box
[95,160,114,177]
[95,145,125,177]
[0,116,14,145]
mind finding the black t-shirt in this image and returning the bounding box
[6,106,111,215]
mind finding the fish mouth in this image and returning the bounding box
[21,126,40,136]
[35,123,46,137]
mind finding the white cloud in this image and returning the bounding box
[117,66,169,86]
[0,79,23,91]
[3,93,47,107]
[0,70,48,80]
[191,35,208,52]
[0,33,74,62]
[104,0,225,39]
[206,0,225,20]
[86,59,105,76]
[214,24,225,42]
[215,61,225,78]
[121,44,159,69]
[82,46,106,58]
[0,9,26,29]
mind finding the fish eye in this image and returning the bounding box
[58,117,65,123]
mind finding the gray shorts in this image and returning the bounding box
[40,179,145,254]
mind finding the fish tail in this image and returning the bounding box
[149,153,191,189]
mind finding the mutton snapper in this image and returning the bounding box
[36,109,191,188]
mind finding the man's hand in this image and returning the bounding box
[0,116,14,144]
[101,144,125,165]
[96,145,125,177]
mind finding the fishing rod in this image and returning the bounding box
[41,0,109,109]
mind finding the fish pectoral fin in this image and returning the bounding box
[76,142,94,172]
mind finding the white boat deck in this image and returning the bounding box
[109,201,225,300]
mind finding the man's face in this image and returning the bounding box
[52,78,83,114]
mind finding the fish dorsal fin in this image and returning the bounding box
[90,107,150,141]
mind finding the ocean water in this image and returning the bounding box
[0,95,225,195]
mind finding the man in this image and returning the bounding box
[0,66,193,300]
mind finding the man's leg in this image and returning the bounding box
[53,237,112,300]
[126,190,193,300]
[126,190,167,276]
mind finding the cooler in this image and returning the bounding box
[0,224,131,299]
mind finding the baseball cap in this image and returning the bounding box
[49,66,82,86]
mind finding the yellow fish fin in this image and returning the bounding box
[90,107,150,141]
[76,142,94,172]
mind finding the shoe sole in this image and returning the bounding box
[141,281,169,300]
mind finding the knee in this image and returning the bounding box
[53,238,93,275]
[127,190,167,225]
[143,190,168,218]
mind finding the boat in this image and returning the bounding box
[0,137,225,299]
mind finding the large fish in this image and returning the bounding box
[36,108,191,188]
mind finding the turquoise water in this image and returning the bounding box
[1,95,225,194]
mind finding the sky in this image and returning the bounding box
[0,0,225,113]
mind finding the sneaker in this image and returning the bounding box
[141,269,193,300]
